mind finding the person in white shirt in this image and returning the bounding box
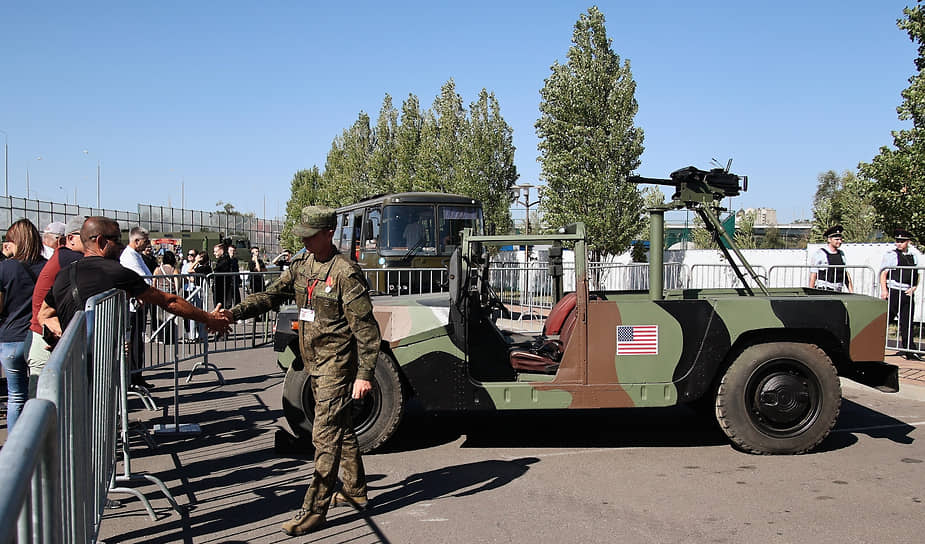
[120,227,153,387]
[40,221,65,260]
[880,228,921,360]
[809,225,852,292]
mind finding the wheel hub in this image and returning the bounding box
[754,372,811,425]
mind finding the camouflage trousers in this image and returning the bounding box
[302,373,367,514]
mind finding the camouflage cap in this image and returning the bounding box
[292,206,337,238]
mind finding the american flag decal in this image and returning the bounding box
[616,325,658,355]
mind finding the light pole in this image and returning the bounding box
[83,150,101,208]
[510,184,542,234]
[0,129,8,196]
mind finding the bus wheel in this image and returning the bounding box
[282,351,405,453]
[716,342,841,455]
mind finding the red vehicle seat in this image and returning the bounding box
[543,292,577,336]
[510,304,580,373]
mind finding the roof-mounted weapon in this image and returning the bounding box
[630,164,768,297]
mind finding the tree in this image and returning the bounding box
[811,170,876,242]
[535,6,645,260]
[735,210,759,249]
[860,2,925,238]
[370,94,399,192]
[460,89,518,233]
[280,167,326,251]
[214,201,255,217]
[432,79,467,193]
[393,94,424,192]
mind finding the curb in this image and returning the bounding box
[841,377,925,402]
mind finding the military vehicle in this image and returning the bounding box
[330,192,483,294]
[275,165,896,455]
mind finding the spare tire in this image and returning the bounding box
[282,351,405,453]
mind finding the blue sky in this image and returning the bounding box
[0,1,917,223]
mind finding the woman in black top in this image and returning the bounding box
[0,219,46,431]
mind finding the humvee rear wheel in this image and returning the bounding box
[716,342,840,455]
[282,351,405,453]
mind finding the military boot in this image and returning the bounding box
[280,508,325,537]
[330,491,369,510]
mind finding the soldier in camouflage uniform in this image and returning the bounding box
[224,206,381,537]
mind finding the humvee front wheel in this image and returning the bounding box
[282,351,405,453]
[716,342,840,455]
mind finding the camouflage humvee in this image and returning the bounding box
[275,166,896,455]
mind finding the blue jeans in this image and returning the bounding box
[1,341,28,432]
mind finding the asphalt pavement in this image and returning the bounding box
[2,346,924,543]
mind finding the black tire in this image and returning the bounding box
[715,342,841,455]
[282,351,405,453]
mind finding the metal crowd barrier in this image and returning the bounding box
[879,265,925,358]
[687,263,767,289]
[0,289,183,544]
[0,399,61,544]
[203,270,282,358]
[766,264,878,296]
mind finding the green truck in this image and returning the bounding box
[274,166,896,455]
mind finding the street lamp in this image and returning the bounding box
[83,149,101,208]
[26,155,43,200]
[509,184,543,234]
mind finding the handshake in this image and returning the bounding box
[204,303,238,335]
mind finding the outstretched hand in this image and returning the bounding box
[206,303,232,334]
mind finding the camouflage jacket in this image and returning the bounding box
[230,249,380,380]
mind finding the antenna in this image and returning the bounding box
[725,158,733,173]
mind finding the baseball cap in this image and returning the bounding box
[43,221,66,236]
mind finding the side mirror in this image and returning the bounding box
[448,247,462,307]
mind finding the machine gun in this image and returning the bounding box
[630,164,768,296]
[630,164,747,207]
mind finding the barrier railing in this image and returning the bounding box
[203,270,282,359]
[0,399,61,544]
[767,265,878,297]
[35,311,91,544]
[879,265,925,358]
[687,263,767,289]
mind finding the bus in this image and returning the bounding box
[333,192,483,294]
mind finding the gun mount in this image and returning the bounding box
[631,164,768,297]
[630,165,747,207]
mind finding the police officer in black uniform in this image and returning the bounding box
[880,228,921,360]
[810,225,853,292]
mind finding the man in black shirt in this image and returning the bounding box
[39,216,231,341]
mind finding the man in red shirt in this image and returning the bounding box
[26,216,84,395]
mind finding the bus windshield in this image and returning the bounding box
[380,204,481,256]
[438,205,482,253]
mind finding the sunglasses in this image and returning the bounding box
[91,233,121,244]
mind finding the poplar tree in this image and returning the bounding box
[535,6,645,259]
[280,166,326,250]
[432,79,467,193]
[370,94,399,192]
[461,89,518,232]
[393,94,423,192]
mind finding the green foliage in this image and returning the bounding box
[810,170,876,242]
[630,241,647,262]
[535,6,645,259]
[214,201,255,223]
[734,210,758,249]
[690,213,717,249]
[285,81,519,236]
[280,167,326,251]
[860,2,925,238]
